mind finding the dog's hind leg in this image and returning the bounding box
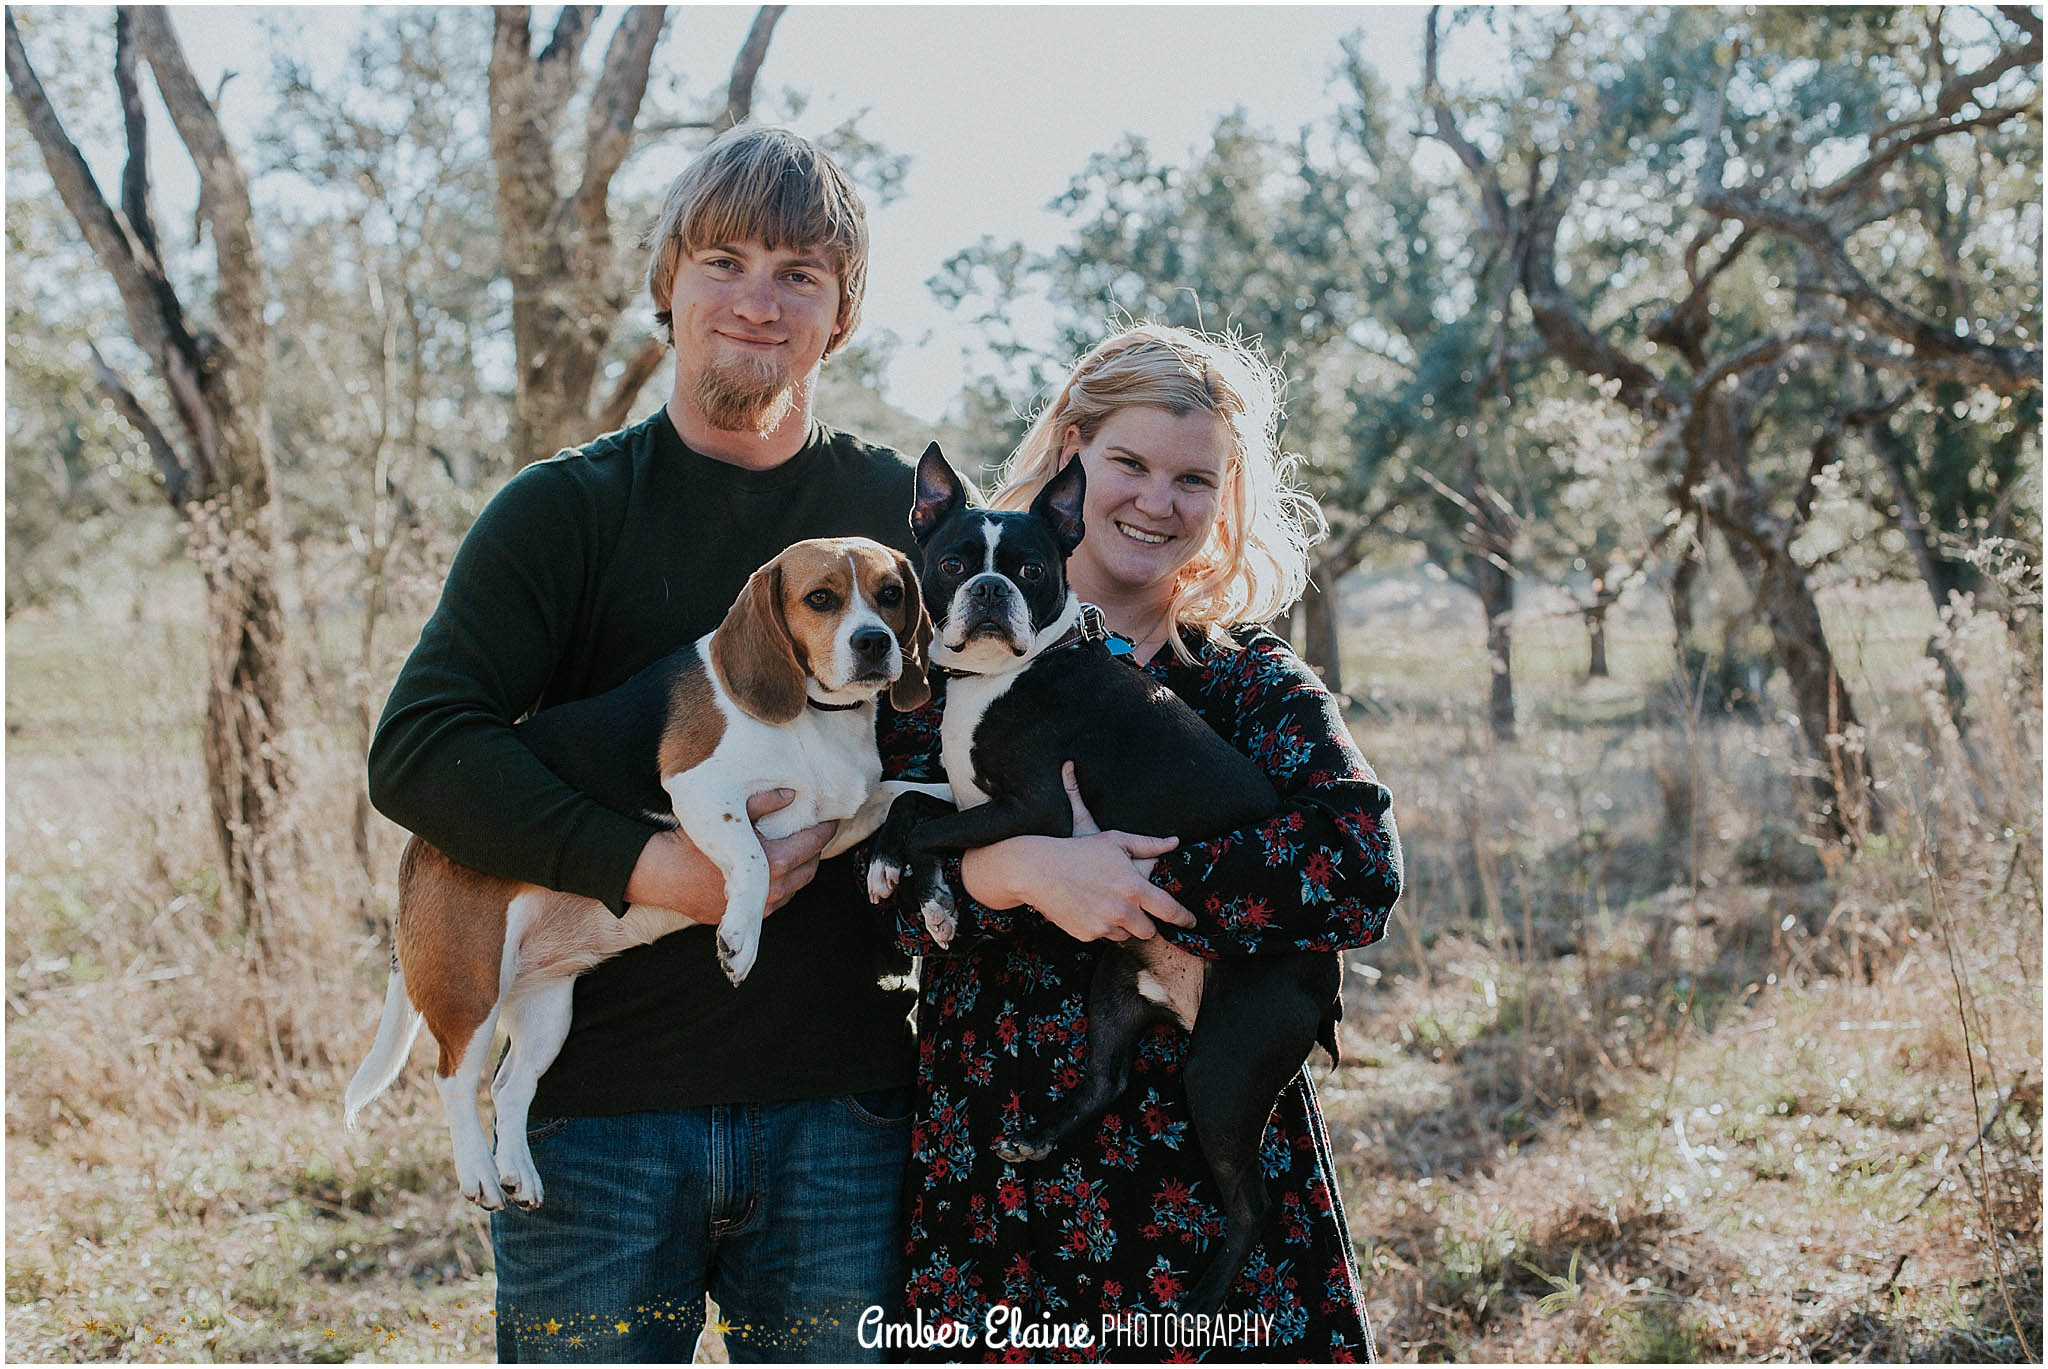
[491,975,574,1210]
[996,950,1162,1164]
[1178,958,1329,1313]
[435,1004,506,1211]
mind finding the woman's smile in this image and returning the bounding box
[1062,405,1231,605]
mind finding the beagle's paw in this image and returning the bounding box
[716,922,760,986]
[496,1141,545,1211]
[458,1163,508,1212]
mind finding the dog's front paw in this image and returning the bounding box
[716,923,760,986]
[866,852,903,904]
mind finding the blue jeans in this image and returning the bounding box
[491,1089,911,1363]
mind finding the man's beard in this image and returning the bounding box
[692,351,798,437]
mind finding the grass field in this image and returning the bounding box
[5,560,2040,1362]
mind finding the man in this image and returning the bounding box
[367,126,918,1363]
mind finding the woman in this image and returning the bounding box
[876,323,1402,1361]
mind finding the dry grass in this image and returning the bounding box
[5,563,2040,1362]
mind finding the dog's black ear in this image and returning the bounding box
[1030,457,1087,555]
[912,443,972,545]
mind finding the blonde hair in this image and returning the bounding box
[644,125,868,354]
[992,322,1325,663]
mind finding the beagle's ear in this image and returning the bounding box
[711,562,810,724]
[887,549,934,713]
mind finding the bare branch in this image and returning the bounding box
[716,5,784,134]
[7,9,220,489]
[124,7,265,360]
[1521,184,1678,421]
[537,5,598,72]
[575,6,666,227]
[113,10,158,269]
[1647,225,1757,369]
[88,343,191,508]
[592,338,667,433]
[9,14,152,337]
[1701,183,2043,390]
[1820,98,2039,208]
[1421,6,1512,241]
[1696,320,2040,396]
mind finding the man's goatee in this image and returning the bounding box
[694,357,797,437]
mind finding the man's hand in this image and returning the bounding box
[753,789,840,912]
[625,789,840,922]
[958,762,1198,941]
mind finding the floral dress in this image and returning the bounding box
[874,626,1403,1363]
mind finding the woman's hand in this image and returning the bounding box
[959,763,1198,941]
[626,788,839,921]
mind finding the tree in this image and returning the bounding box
[488,5,785,465]
[1418,5,2042,838]
[255,9,517,913]
[8,7,293,936]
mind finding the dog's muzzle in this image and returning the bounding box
[945,576,1029,653]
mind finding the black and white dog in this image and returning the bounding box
[869,443,1342,1315]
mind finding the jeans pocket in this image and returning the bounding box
[525,1114,574,1144]
[838,1086,914,1129]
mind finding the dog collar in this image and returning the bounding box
[935,603,1134,679]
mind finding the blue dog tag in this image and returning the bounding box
[1104,634,1136,659]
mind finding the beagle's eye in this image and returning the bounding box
[804,588,838,611]
[939,556,966,577]
[877,583,904,607]
[1018,561,1045,582]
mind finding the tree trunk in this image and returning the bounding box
[1861,411,1971,614]
[1583,604,1610,678]
[1479,556,1516,741]
[1464,440,1517,741]
[1706,437,1878,841]
[1299,563,1344,696]
[192,500,292,943]
[1670,525,1703,681]
[9,8,293,937]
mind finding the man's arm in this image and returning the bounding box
[368,461,675,916]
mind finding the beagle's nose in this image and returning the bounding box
[850,626,893,659]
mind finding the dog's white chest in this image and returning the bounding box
[939,674,1012,810]
[748,708,881,838]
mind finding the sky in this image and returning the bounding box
[69,4,1498,426]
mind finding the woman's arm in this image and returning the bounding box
[1144,631,1404,957]
[867,693,1194,952]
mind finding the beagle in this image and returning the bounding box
[345,536,946,1211]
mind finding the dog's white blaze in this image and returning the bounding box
[981,515,1002,574]
[819,551,897,703]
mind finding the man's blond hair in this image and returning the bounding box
[644,125,868,354]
